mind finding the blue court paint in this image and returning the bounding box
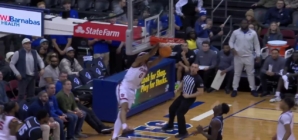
[122,120,193,140]
[163,101,204,118]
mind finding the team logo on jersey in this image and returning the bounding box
[96,68,101,75]
[22,104,28,111]
[98,61,104,68]
[85,72,91,79]
[74,78,80,85]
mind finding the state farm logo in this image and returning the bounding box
[74,26,120,37]
[75,26,85,34]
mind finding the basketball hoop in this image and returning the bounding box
[149,36,185,47]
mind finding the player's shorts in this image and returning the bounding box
[116,83,135,109]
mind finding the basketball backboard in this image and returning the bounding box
[126,0,174,55]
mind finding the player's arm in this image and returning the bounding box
[8,118,18,140]
[186,77,204,98]
[282,124,292,140]
[200,120,220,140]
[147,56,163,69]
[131,44,159,68]
[175,81,183,93]
[282,115,292,140]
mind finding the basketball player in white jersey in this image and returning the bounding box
[272,97,295,140]
[0,101,20,140]
[112,44,164,139]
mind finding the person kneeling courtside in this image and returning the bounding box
[260,49,285,97]
[162,63,204,138]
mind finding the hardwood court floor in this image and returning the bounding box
[80,91,298,140]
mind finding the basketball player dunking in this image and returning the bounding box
[112,44,165,139]
[0,101,20,140]
[191,103,230,140]
[272,97,295,140]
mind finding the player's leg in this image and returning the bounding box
[175,98,196,138]
[270,77,284,102]
[40,124,51,140]
[295,77,298,105]
[162,95,184,131]
[231,56,244,97]
[244,56,258,97]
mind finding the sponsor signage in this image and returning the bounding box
[73,22,142,41]
[0,7,43,36]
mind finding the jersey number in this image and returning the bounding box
[0,121,3,130]
[139,73,144,78]
[18,125,28,136]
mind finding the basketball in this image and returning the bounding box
[159,46,172,58]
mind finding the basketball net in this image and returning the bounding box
[149,36,185,47]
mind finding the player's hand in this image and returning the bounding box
[49,122,57,129]
[266,71,274,76]
[217,30,224,36]
[59,115,68,122]
[39,69,45,77]
[182,93,189,98]
[16,75,22,80]
[255,57,260,63]
[192,130,200,135]
[49,117,55,123]
[116,47,122,54]
[196,125,204,133]
[272,134,277,140]
[232,48,238,56]
[220,70,226,76]
[251,3,257,6]
[204,67,209,71]
[181,51,186,56]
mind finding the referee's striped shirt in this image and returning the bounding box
[182,73,204,95]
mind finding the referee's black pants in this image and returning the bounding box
[168,95,196,135]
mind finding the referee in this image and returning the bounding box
[162,63,204,138]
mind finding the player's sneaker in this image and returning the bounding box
[121,128,135,137]
[295,97,298,105]
[161,124,174,131]
[269,97,281,103]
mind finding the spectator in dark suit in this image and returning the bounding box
[264,0,291,26]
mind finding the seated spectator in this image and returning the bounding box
[252,0,277,8]
[40,38,49,52]
[175,44,196,86]
[195,41,217,91]
[27,91,60,140]
[62,0,78,18]
[59,47,83,76]
[46,83,76,140]
[0,71,9,105]
[263,22,283,47]
[270,52,298,104]
[37,45,47,64]
[56,80,88,138]
[285,0,298,12]
[45,52,59,66]
[264,0,291,26]
[39,56,60,88]
[260,49,285,97]
[185,27,197,50]
[51,35,72,60]
[55,71,68,94]
[37,1,45,9]
[208,44,234,93]
[75,98,113,134]
[195,10,208,49]
[88,38,110,68]
[113,0,128,24]
[16,110,54,140]
[0,52,15,81]
[246,9,261,34]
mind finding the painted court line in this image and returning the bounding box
[190,104,232,121]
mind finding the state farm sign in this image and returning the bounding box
[73,22,142,41]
